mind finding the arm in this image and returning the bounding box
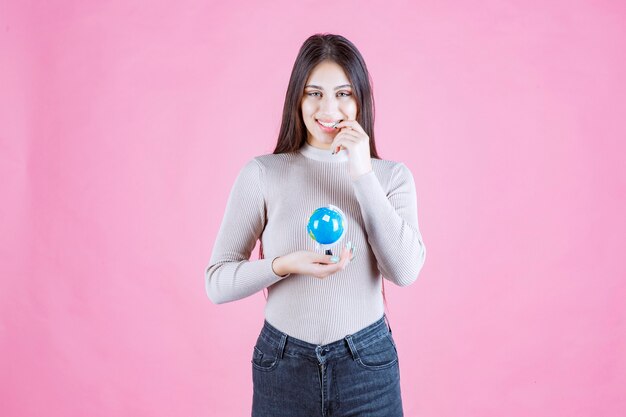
[204,159,290,304]
[351,162,426,286]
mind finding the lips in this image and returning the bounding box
[316,119,341,129]
[317,119,339,124]
[316,120,338,132]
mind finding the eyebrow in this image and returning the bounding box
[304,84,353,90]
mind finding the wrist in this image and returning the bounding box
[271,256,290,278]
[350,167,373,181]
[350,159,373,181]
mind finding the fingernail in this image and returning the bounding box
[345,241,352,250]
[330,256,340,263]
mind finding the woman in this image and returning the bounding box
[205,33,426,417]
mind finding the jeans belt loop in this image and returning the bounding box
[277,334,287,359]
[384,314,392,334]
[344,334,359,361]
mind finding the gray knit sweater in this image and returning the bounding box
[205,142,426,344]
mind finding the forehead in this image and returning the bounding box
[305,61,351,85]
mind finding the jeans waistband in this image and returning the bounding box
[258,314,392,362]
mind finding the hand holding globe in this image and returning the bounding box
[269,204,354,279]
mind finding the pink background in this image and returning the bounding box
[2,1,625,416]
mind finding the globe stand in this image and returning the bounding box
[315,242,333,256]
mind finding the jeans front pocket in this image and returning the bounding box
[251,334,281,372]
[355,333,399,371]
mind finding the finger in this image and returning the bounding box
[343,242,355,262]
[311,266,337,279]
[334,119,365,134]
[314,248,352,277]
[330,136,358,154]
[310,263,331,277]
[316,247,347,266]
[316,253,340,265]
[311,260,342,278]
[331,130,362,147]
[337,246,353,268]
[337,132,361,142]
[333,119,355,129]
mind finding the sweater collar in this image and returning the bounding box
[299,141,348,162]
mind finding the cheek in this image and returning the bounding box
[301,99,316,117]
[342,99,358,118]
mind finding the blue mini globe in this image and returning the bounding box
[306,205,347,250]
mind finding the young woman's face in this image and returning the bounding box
[301,60,358,149]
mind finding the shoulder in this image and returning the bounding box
[371,157,414,187]
[236,152,292,171]
[247,152,301,179]
[253,151,298,167]
[371,157,403,173]
[233,152,300,185]
[376,157,414,176]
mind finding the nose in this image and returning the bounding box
[319,94,340,114]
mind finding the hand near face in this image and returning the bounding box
[331,120,373,180]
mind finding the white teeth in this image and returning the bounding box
[318,120,339,127]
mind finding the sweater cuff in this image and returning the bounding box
[270,256,291,279]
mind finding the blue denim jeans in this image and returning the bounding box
[251,314,403,417]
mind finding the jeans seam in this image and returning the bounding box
[355,356,398,371]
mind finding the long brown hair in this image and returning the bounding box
[265,33,390,310]
[272,33,381,159]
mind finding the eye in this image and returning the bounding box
[338,91,352,97]
[306,92,321,97]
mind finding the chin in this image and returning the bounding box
[315,137,333,144]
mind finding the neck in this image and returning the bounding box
[299,141,348,162]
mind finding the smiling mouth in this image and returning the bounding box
[317,119,342,128]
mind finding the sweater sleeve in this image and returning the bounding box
[204,159,290,304]
[350,162,426,286]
